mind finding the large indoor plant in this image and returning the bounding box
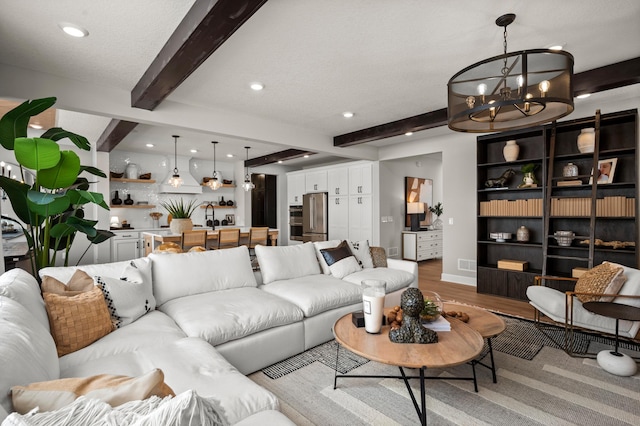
[160,198,198,234]
[0,97,114,279]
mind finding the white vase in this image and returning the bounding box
[169,218,193,235]
[503,140,519,162]
[577,128,595,153]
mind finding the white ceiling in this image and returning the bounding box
[1,1,639,165]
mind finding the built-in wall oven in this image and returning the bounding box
[289,205,303,241]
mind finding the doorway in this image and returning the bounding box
[251,173,277,228]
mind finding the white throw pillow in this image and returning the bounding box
[319,241,362,279]
[93,260,155,328]
[256,242,321,284]
[313,240,342,274]
[348,240,374,269]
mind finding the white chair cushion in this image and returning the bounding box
[313,240,342,274]
[159,287,303,346]
[0,268,49,330]
[60,337,280,425]
[150,246,256,306]
[40,257,152,286]
[256,242,321,284]
[0,296,59,415]
[342,267,415,293]
[261,274,363,317]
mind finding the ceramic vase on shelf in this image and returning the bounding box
[124,194,134,205]
[563,163,578,177]
[577,128,595,153]
[503,140,519,162]
[125,163,139,179]
[111,191,122,205]
[516,226,530,242]
[219,197,226,206]
[169,218,193,235]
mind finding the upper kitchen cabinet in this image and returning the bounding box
[305,170,328,193]
[349,163,372,195]
[327,167,349,196]
[287,172,305,205]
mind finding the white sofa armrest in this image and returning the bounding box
[386,258,418,288]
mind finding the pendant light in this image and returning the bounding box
[447,13,574,133]
[207,141,223,190]
[242,146,255,192]
[168,135,183,188]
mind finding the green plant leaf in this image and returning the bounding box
[50,222,77,238]
[67,216,98,237]
[88,229,115,244]
[41,127,90,151]
[0,176,32,224]
[27,191,70,216]
[38,150,81,189]
[14,137,61,171]
[79,165,106,178]
[0,97,56,150]
[67,189,109,210]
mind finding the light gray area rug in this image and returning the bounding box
[250,346,640,425]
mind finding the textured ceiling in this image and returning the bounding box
[0,1,638,164]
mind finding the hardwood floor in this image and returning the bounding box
[416,259,537,319]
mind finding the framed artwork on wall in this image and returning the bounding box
[590,158,617,184]
[405,177,433,228]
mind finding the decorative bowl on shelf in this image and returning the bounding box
[489,232,512,242]
[554,230,575,246]
[139,172,151,180]
[223,179,233,185]
[110,171,124,178]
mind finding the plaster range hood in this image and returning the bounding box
[159,156,202,194]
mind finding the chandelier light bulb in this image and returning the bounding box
[208,141,222,190]
[243,146,255,192]
[477,84,487,95]
[539,80,550,94]
[169,135,182,188]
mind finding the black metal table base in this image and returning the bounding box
[332,340,499,425]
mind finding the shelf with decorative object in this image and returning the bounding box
[200,182,235,188]
[198,205,235,209]
[110,178,156,184]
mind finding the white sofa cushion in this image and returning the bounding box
[0,296,59,415]
[159,287,303,346]
[256,242,321,284]
[40,257,152,286]
[342,267,416,293]
[0,268,49,330]
[348,240,374,269]
[60,337,279,425]
[614,263,640,309]
[59,310,186,372]
[150,246,256,306]
[313,240,342,274]
[261,274,363,317]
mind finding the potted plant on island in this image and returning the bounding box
[429,202,444,230]
[0,97,114,280]
[160,198,198,234]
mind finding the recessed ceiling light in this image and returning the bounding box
[303,154,310,158]
[342,112,354,118]
[576,93,591,99]
[250,82,264,91]
[405,132,413,136]
[190,149,198,153]
[226,154,234,158]
[29,123,43,130]
[278,160,283,164]
[145,143,154,148]
[59,23,89,38]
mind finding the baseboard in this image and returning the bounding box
[441,273,476,287]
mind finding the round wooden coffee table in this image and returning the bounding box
[333,308,485,425]
[582,301,640,376]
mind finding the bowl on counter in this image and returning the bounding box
[489,232,512,242]
[554,230,575,246]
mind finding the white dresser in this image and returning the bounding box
[402,230,442,261]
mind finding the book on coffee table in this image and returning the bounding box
[421,316,451,332]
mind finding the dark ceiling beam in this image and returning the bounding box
[131,0,269,111]
[245,149,316,167]
[96,119,139,152]
[334,57,640,147]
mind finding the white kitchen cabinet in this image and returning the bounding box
[328,195,349,240]
[327,167,349,196]
[402,230,442,261]
[287,172,305,205]
[305,170,327,193]
[348,194,372,242]
[349,163,372,195]
[111,232,142,262]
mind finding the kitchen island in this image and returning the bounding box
[142,228,279,255]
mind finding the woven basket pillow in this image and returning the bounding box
[370,246,388,268]
[574,262,626,303]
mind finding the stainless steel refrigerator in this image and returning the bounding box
[302,192,328,242]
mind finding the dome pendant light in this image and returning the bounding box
[447,13,574,133]
[207,141,223,190]
[168,135,183,188]
[242,146,255,192]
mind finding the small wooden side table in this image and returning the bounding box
[582,301,640,376]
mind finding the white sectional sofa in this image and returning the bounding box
[0,242,417,424]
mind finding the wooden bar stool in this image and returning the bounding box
[217,228,241,250]
[181,230,208,252]
[248,227,269,258]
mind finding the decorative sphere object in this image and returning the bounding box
[577,128,595,153]
[597,350,638,376]
[389,288,438,344]
[503,140,519,162]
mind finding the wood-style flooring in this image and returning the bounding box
[416,259,536,320]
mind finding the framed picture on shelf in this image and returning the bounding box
[590,158,617,184]
[225,214,235,225]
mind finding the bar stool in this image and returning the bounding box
[181,230,207,252]
[248,227,269,258]
[217,228,241,250]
